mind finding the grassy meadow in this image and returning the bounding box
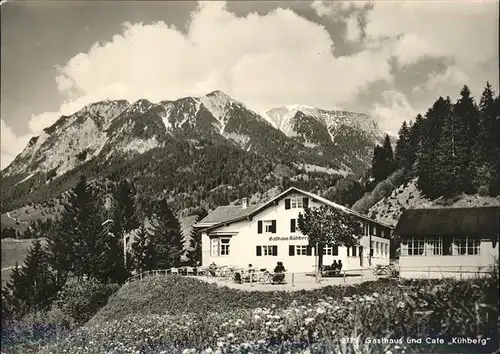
[2,275,498,354]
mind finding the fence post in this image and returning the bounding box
[343,270,346,283]
[428,266,431,279]
[460,266,462,280]
[292,273,295,288]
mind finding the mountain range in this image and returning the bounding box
[1,90,386,214]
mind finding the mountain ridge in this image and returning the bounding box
[3,91,384,179]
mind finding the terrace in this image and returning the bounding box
[126,262,494,291]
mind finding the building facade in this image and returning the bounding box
[395,207,499,279]
[194,187,392,273]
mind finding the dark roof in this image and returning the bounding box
[197,204,263,225]
[394,207,500,237]
[195,187,394,231]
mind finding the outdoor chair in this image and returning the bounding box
[185,266,194,275]
[197,266,209,276]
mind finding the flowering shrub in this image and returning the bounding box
[3,276,499,353]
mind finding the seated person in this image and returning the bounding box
[272,262,286,284]
[337,260,343,273]
[208,262,217,276]
[233,271,242,284]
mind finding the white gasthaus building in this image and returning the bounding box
[194,187,392,273]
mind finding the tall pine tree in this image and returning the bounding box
[3,240,58,319]
[394,121,412,170]
[131,224,156,273]
[150,198,185,269]
[371,134,395,183]
[475,82,500,195]
[185,208,208,266]
[48,176,104,281]
[450,85,479,194]
[418,97,448,198]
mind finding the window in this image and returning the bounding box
[220,239,230,255]
[256,245,278,256]
[296,245,308,255]
[258,220,276,234]
[351,246,357,257]
[210,238,230,256]
[323,245,339,256]
[384,244,388,257]
[264,220,273,233]
[290,219,296,233]
[401,236,455,256]
[453,237,480,255]
[375,242,380,257]
[288,245,312,256]
[425,237,443,256]
[285,197,309,209]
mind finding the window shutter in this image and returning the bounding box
[272,245,278,256]
[352,247,357,257]
[306,246,312,256]
[289,245,295,256]
[303,197,309,208]
[256,246,262,256]
[370,249,374,257]
[347,247,350,257]
[271,220,277,234]
[333,245,339,256]
[285,199,291,210]
[257,221,262,234]
[290,219,296,232]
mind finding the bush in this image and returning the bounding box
[54,279,120,326]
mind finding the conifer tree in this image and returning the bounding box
[48,176,104,281]
[475,82,499,195]
[131,224,156,273]
[371,134,395,183]
[395,121,412,169]
[451,85,479,194]
[417,97,448,198]
[150,198,185,269]
[3,241,58,319]
[2,263,27,320]
[185,208,208,266]
[111,179,140,240]
[21,239,58,312]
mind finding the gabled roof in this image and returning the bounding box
[194,187,393,231]
[195,203,263,228]
[394,206,500,237]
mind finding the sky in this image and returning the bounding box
[1,0,499,169]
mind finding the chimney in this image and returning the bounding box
[242,197,248,209]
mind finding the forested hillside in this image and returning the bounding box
[353,82,500,222]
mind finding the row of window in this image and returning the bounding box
[370,241,389,258]
[400,236,480,256]
[210,239,390,258]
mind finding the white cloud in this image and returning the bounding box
[369,90,419,137]
[28,1,396,122]
[1,119,31,169]
[364,1,498,93]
